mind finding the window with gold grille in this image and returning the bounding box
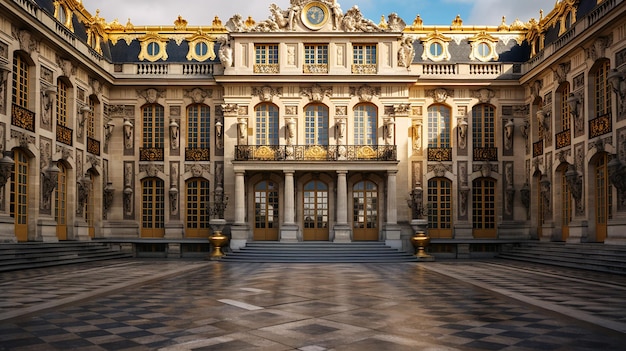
[593,60,611,117]
[471,104,495,148]
[427,105,451,148]
[56,80,68,126]
[558,83,571,132]
[255,104,279,145]
[186,178,210,237]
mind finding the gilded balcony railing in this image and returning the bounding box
[56,124,73,146]
[11,104,36,132]
[589,113,612,139]
[139,147,164,161]
[86,137,100,156]
[235,145,397,161]
[555,129,571,149]
[473,147,498,161]
[427,147,452,161]
[533,140,544,157]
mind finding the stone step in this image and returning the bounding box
[497,242,626,275]
[222,242,418,263]
[0,242,132,272]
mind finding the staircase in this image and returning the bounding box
[0,242,132,272]
[497,242,626,275]
[221,242,419,263]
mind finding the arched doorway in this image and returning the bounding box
[55,163,68,240]
[472,178,496,238]
[254,180,279,241]
[303,180,329,241]
[185,178,211,238]
[427,178,452,238]
[11,150,29,242]
[352,180,378,241]
[141,178,165,238]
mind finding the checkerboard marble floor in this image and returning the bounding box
[1,259,626,350]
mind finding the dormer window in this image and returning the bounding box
[138,33,169,62]
[421,31,452,62]
[186,33,217,62]
[468,32,499,62]
[53,1,74,32]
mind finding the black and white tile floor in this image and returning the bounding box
[1,259,625,350]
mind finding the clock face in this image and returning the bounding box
[302,2,329,30]
[307,6,325,25]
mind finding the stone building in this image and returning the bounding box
[0,0,625,257]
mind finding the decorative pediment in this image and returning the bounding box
[137,88,165,104]
[184,88,213,103]
[350,85,380,102]
[253,86,282,102]
[300,84,332,102]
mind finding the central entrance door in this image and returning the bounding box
[254,181,279,240]
[303,180,329,241]
[141,178,165,238]
[353,180,378,241]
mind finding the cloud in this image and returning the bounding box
[444,0,553,25]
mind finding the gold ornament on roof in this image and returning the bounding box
[411,15,423,29]
[451,14,463,30]
[174,15,188,30]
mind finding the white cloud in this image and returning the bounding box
[444,0,554,25]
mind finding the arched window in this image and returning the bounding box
[255,104,279,145]
[354,104,377,145]
[142,104,165,148]
[305,104,329,145]
[472,104,495,148]
[427,105,451,148]
[12,54,29,109]
[592,60,611,117]
[187,104,211,149]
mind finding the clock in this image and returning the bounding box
[302,2,329,30]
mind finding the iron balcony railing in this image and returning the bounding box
[235,145,397,161]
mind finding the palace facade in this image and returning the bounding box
[1,0,625,256]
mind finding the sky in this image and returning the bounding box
[81,0,558,28]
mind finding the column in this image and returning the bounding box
[229,170,248,250]
[384,170,402,249]
[386,170,397,225]
[234,171,246,225]
[334,170,351,242]
[280,170,298,241]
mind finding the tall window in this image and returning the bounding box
[55,163,68,240]
[255,104,279,145]
[427,178,452,238]
[593,60,611,117]
[472,178,496,238]
[12,54,29,108]
[11,150,29,242]
[86,173,95,238]
[305,105,329,145]
[141,178,165,238]
[427,105,451,148]
[353,44,377,65]
[255,44,279,65]
[561,171,571,240]
[56,80,68,126]
[472,104,495,148]
[87,97,97,139]
[187,104,211,148]
[558,83,571,132]
[305,44,328,65]
[354,104,377,145]
[142,104,165,148]
[186,178,211,237]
